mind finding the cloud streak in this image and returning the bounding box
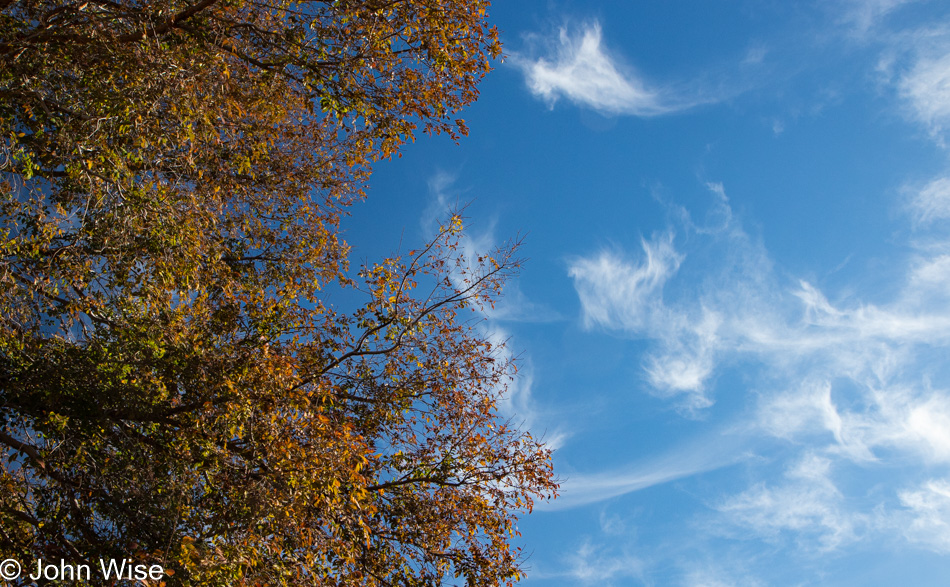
[838,0,922,35]
[421,174,566,449]
[515,22,709,116]
[899,50,950,138]
[568,234,681,331]
[540,431,745,511]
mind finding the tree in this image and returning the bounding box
[0,1,557,584]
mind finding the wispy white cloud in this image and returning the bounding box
[541,431,745,511]
[567,178,950,554]
[859,12,950,142]
[812,2,950,145]
[903,395,950,463]
[758,380,876,462]
[909,176,950,224]
[681,566,765,587]
[422,174,566,448]
[643,308,721,408]
[717,454,863,551]
[567,185,776,410]
[524,511,647,585]
[567,232,720,409]
[838,0,923,35]
[562,539,645,586]
[899,50,950,137]
[514,22,709,116]
[568,234,681,332]
[899,478,950,552]
[484,324,569,451]
[757,378,950,475]
[424,172,563,323]
[572,182,950,406]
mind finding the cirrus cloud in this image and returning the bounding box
[514,22,713,116]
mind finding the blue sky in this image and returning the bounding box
[349,1,950,584]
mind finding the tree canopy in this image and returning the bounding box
[0,0,556,584]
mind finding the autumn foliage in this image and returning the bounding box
[0,0,556,584]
